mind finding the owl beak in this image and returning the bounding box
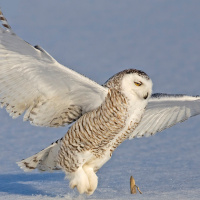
[143,93,148,99]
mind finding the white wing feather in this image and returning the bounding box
[0,26,108,127]
[129,93,200,139]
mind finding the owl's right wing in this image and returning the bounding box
[129,93,200,139]
[0,11,108,127]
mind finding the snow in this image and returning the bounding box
[0,0,200,199]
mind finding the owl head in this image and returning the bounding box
[104,69,153,101]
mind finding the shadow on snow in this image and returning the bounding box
[0,173,65,197]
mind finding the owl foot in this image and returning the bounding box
[69,167,91,194]
[68,166,98,195]
[83,166,98,195]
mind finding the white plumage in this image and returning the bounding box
[129,94,200,138]
[0,9,200,195]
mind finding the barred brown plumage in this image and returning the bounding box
[58,89,128,169]
[0,10,12,30]
[17,69,152,195]
[0,7,152,195]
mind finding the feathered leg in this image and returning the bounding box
[83,165,98,195]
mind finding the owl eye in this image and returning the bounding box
[134,81,142,86]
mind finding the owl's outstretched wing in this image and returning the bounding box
[0,11,108,127]
[129,93,200,139]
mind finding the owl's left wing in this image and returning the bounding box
[129,93,200,139]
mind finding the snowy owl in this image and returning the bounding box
[1,10,200,195]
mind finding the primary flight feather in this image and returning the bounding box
[0,9,200,195]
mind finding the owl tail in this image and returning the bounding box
[17,139,62,172]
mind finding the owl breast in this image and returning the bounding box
[58,88,146,173]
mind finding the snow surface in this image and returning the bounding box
[0,0,200,199]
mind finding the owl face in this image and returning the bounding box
[121,72,153,101]
[104,69,152,102]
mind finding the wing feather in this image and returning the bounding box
[129,93,200,139]
[0,24,108,127]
